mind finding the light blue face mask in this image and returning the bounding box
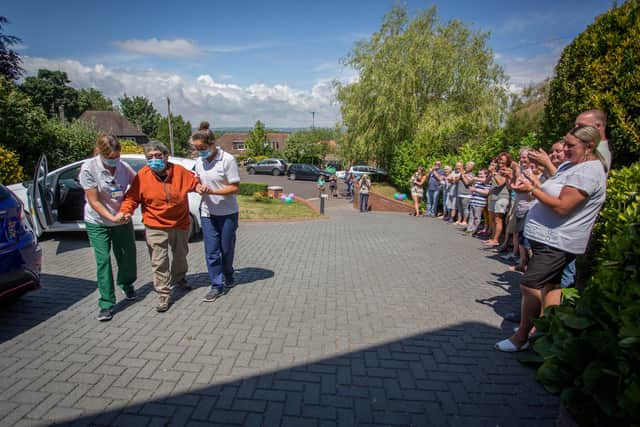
[198,150,211,158]
[147,159,165,171]
[102,157,119,168]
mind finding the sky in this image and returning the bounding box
[4,0,614,129]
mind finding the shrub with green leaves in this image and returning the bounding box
[120,139,145,154]
[239,182,268,196]
[0,146,24,185]
[542,0,640,168]
[252,192,272,203]
[529,162,640,426]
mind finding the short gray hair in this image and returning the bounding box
[143,140,170,156]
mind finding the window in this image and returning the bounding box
[232,140,247,151]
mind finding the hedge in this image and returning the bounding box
[529,162,640,426]
[239,182,268,196]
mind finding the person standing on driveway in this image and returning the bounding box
[191,123,241,302]
[119,141,201,313]
[79,135,137,321]
[358,174,371,212]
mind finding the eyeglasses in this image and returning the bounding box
[146,153,165,159]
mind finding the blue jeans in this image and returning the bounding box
[359,193,369,212]
[561,259,576,288]
[201,213,239,289]
[426,188,440,216]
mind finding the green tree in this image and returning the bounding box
[0,76,48,173]
[542,0,640,167]
[246,120,268,156]
[336,4,507,174]
[118,94,161,136]
[20,69,82,119]
[154,114,193,156]
[0,16,23,81]
[78,88,113,112]
[42,119,98,170]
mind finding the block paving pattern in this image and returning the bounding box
[0,202,558,426]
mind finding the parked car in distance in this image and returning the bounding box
[336,170,346,180]
[287,164,331,181]
[348,165,388,181]
[8,154,202,240]
[245,158,288,176]
[0,184,42,303]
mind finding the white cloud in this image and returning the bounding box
[497,52,560,93]
[113,38,204,58]
[22,56,341,128]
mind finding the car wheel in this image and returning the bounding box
[272,168,281,176]
[248,168,255,175]
[289,173,296,181]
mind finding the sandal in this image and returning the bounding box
[494,338,529,352]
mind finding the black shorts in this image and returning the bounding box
[521,240,575,290]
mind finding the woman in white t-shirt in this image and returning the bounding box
[496,125,607,352]
[191,122,241,302]
[79,135,137,322]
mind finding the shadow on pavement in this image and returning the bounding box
[476,268,523,323]
[186,267,275,289]
[57,322,558,427]
[0,273,95,343]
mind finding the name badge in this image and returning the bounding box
[110,187,124,200]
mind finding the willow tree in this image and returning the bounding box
[335,4,507,177]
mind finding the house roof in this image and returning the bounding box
[78,111,147,137]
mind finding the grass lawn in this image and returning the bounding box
[372,182,413,205]
[238,195,321,220]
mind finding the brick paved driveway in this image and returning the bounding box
[0,202,558,426]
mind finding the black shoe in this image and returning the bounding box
[224,274,235,289]
[97,308,113,321]
[203,287,224,302]
[123,288,137,301]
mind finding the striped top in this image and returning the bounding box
[470,182,491,207]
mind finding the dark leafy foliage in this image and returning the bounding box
[531,163,640,426]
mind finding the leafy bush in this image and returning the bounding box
[120,139,144,154]
[0,76,49,174]
[252,192,272,203]
[43,119,99,170]
[542,0,640,168]
[0,146,24,184]
[239,182,268,196]
[530,162,640,426]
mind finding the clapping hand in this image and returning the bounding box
[511,178,533,193]
[523,168,542,188]
[528,148,551,168]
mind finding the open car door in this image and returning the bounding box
[29,154,53,236]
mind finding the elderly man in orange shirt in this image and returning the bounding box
[120,141,204,312]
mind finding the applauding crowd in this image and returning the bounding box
[412,110,611,352]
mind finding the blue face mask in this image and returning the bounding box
[147,159,165,171]
[102,157,119,168]
[198,150,211,158]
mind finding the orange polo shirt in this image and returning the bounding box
[120,163,199,230]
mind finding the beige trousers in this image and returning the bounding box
[145,227,190,299]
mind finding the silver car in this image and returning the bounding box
[8,154,203,240]
[245,158,287,176]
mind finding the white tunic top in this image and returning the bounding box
[79,156,136,226]
[195,148,241,216]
